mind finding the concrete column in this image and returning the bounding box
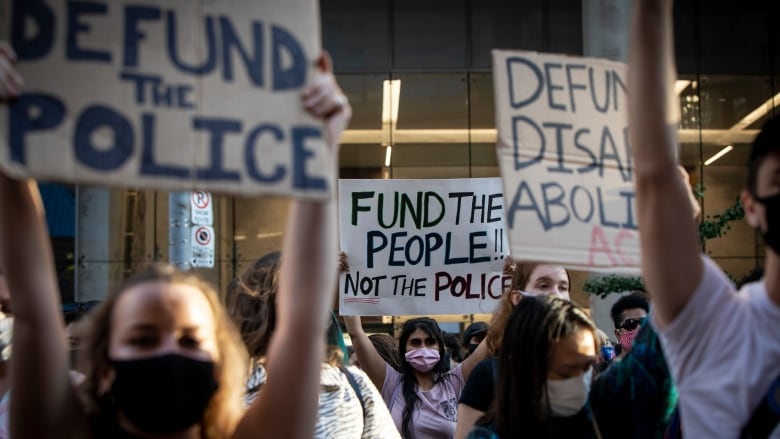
[582,0,632,62]
[582,0,634,338]
[75,187,110,301]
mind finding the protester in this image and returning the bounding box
[610,292,649,357]
[0,44,349,439]
[454,260,572,439]
[226,252,400,438]
[629,1,780,436]
[461,321,488,360]
[345,315,489,439]
[443,332,463,368]
[468,295,600,438]
[593,329,615,373]
[590,319,679,439]
[484,260,571,356]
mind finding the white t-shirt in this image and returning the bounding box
[653,256,780,438]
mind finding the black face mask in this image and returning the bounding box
[754,192,780,255]
[110,354,218,434]
[467,343,480,357]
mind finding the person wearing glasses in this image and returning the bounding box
[590,291,680,438]
[610,292,649,357]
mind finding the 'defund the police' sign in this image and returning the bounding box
[0,0,333,198]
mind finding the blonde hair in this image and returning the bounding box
[79,264,248,439]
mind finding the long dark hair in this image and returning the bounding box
[224,251,281,360]
[397,317,450,439]
[488,296,596,437]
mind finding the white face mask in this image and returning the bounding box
[544,367,592,417]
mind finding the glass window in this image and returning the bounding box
[698,1,771,74]
[393,0,467,69]
[322,0,390,71]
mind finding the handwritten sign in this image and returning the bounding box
[0,0,332,198]
[339,178,511,316]
[492,50,640,273]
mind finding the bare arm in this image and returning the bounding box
[234,53,350,439]
[343,315,387,390]
[454,404,484,439]
[0,178,87,438]
[0,43,87,439]
[628,0,702,327]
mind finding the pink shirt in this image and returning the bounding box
[381,363,465,439]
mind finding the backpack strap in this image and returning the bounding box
[340,367,367,419]
[741,373,780,438]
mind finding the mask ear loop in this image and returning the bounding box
[512,290,538,298]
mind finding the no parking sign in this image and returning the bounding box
[191,191,213,225]
[191,225,215,268]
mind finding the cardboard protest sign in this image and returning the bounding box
[492,50,640,273]
[339,178,511,316]
[0,0,332,198]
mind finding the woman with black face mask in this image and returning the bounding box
[0,45,351,439]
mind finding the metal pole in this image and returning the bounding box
[169,191,192,271]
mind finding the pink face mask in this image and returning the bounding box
[619,327,640,351]
[404,348,440,373]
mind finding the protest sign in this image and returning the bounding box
[492,50,640,273]
[339,178,511,316]
[0,0,332,198]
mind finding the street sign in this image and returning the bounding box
[191,191,213,226]
[191,225,215,268]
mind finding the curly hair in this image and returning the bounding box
[610,291,649,329]
[78,264,248,439]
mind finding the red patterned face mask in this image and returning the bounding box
[619,327,640,351]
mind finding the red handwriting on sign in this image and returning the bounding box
[587,225,638,267]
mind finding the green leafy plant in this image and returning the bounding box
[584,275,645,298]
[698,196,744,244]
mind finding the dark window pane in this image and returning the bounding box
[393,0,467,69]
[322,0,390,71]
[698,0,770,74]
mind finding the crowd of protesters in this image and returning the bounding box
[0,0,777,437]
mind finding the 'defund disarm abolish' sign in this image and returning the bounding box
[492,50,640,273]
[0,0,333,198]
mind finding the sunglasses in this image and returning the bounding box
[619,317,647,331]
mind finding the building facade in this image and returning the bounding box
[49,0,777,307]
